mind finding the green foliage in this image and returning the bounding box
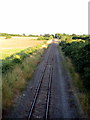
[55,33,62,39]
[37,36,52,40]
[55,33,72,41]
[2,61,14,73]
[60,40,90,90]
[51,34,54,38]
[72,34,76,36]
[37,34,53,40]
[0,33,23,37]
[2,48,25,59]
[12,58,21,63]
[23,33,26,36]
[0,33,39,37]
[72,36,89,40]
[2,42,48,112]
[28,34,39,37]
[5,36,12,39]
[2,44,43,74]
[43,34,51,37]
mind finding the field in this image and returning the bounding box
[0,37,46,59]
[1,36,49,112]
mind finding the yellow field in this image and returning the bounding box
[0,37,46,49]
[0,37,46,59]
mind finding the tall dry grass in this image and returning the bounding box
[60,51,90,118]
[2,46,47,112]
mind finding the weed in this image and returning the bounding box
[59,47,90,117]
[2,43,48,112]
[5,36,11,39]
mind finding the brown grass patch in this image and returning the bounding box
[2,44,48,112]
[1,37,46,49]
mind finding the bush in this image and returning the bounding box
[37,36,52,40]
[12,58,21,63]
[83,68,90,89]
[60,41,90,90]
[5,36,12,39]
[2,61,13,73]
[2,44,43,73]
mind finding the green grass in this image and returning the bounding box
[65,57,90,118]
[65,57,84,90]
[2,44,45,73]
[5,36,12,39]
[2,43,48,112]
[1,48,25,59]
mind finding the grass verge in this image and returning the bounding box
[58,46,90,118]
[2,44,48,113]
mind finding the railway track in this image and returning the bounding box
[3,42,85,119]
[27,44,54,119]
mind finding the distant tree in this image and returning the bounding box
[72,34,76,36]
[55,33,62,39]
[43,34,50,37]
[23,33,26,36]
[63,33,66,36]
[51,34,54,38]
[5,36,11,39]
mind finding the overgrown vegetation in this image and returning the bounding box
[55,33,90,42]
[0,33,39,37]
[5,36,12,39]
[37,35,53,40]
[0,33,23,37]
[2,43,48,112]
[58,33,90,117]
[2,44,43,73]
[0,33,54,38]
[60,41,90,90]
[1,49,25,59]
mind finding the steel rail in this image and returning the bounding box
[45,66,53,120]
[27,44,53,120]
[45,47,54,120]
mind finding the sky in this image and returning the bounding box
[0,0,89,35]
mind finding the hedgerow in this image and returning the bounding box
[2,44,44,74]
[60,40,90,90]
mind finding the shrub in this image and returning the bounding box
[37,36,51,40]
[2,43,44,73]
[5,36,11,39]
[12,58,21,63]
[60,41,90,90]
[2,43,47,112]
[2,61,13,73]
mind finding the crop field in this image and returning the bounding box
[0,37,46,59]
[1,35,49,112]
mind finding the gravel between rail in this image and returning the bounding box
[3,41,86,119]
